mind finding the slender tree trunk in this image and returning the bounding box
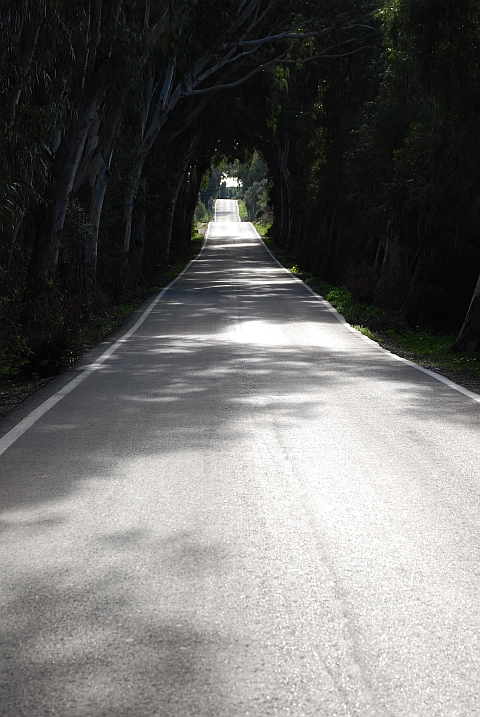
[318,200,339,279]
[163,177,187,261]
[87,162,110,268]
[399,164,456,323]
[122,63,175,255]
[275,133,291,251]
[3,208,26,270]
[122,160,146,255]
[399,243,431,324]
[453,272,480,353]
[29,86,108,284]
[171,159,208,259]
[130,177,148,275]
[29,114,92,284]
[73,111,103,203]
[374,230,410,313]
[74,100,125,284]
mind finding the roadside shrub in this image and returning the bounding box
[5,329,79,379]
[195,201,207,221]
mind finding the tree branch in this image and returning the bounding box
[283,45,376,62]
[185,52,288,96]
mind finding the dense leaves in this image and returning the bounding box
[263,0,480,349]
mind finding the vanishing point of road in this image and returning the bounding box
[1,200,479,716]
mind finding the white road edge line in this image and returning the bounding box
[257,228,480,405]
[0,232,210,457]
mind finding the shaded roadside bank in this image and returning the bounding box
[262,234,480,398]
[0,234,205,419]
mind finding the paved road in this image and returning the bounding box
[1,199,479,717]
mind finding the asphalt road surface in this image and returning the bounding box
[1,199,480,717]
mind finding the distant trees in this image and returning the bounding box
[225,153,269,220]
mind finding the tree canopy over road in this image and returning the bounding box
[1,0,480,379]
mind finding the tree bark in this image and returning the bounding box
[162,139,201,261]
[275,132,292,251]
[74,99,125,277]
[122,63,175,255]
[29,101,103,284]
[171,159,208,259]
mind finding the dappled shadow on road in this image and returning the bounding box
[1,229,479,715]
[0,548,241,716]
[2,324,477,517]
[1,229,478,526]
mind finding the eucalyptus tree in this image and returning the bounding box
[343,0,480,336]
[1,0,379,319]
[257,0,380,264]
[0,0,85,351]
[274,0,480,349]
[66,0,181,290]
[19,1,180,292]
[0,0,66,270]
[118,0,295,258]
[381,0,480,328]
[125,69,276,274]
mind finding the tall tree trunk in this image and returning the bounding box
[399,202,440,323]
[318,200,339,279]
[74,99,125,285]
[29,105,99,284]
[171,160,208,259]
[28,0,122,289]
[399,166,455,323]
[87,161,110,269]
[130,178,148,276]
[162,136,202,260]
[399,243,433,324]
[275,132,291,251]
[121,160,146,256]
[122,63,175,255]
[162,176,187,262]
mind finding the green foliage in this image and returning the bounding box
[322,287,386,327]
[24,331,79,378]
[4,329,78,379]
[385,327,480,379]
[352,325,376,340]
[226,153,268,194]
[237,200,248,221]
[265,235,480,387]
[385,328,454,355]
[195,201,207,221]
[253,221,271,236]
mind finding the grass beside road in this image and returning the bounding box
[237,199,248,220]
[262,235,480,396]
[253,221,270,236]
